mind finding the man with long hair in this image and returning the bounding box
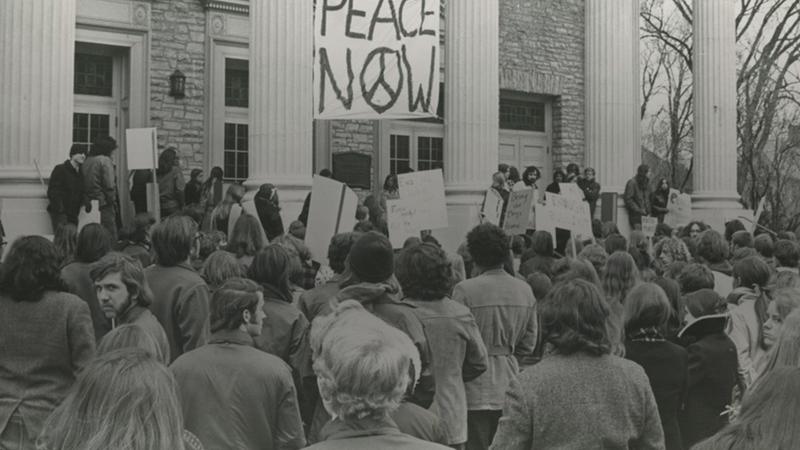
[170,278,305,450]
[145,215,210,362]
[90,252,170,363]
[82,135,119,240]
[623,164,652,230]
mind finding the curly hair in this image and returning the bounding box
[601,251,640,305]
[396,243,452,301]
[466,223,509,269]
[310,300,418,423]
[0,236,66,302]
[540,279,611,356]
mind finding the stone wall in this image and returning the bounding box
[499,0,585,169]
[149,0,206,175]
[329,120,377,195]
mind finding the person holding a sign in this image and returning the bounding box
[82,135,120,240]
[482,172,510,227]
[577,167,601,219]
[650,178,671,223]
[546,169,566,195]
[47,144,87,232]
[624,164,653,230]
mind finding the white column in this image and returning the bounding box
[247,0,313,223]
[585,0,640,194]
[0,0,76,184]
[0,0,76,243]
[692,0,740,211]
[436,0,499,251]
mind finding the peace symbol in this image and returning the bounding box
[360,47,404,114]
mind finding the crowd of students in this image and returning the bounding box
[4,161,800,449]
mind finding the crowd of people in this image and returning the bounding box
[2,139,799,449]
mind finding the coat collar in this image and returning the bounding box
[118,303,148,325]
[319,417,402,442]
[208,329,254,347]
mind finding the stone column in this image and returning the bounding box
[692,0,742,229]
[585,0,640,194]
[247,0,313,224]
[0,0,76,240]
[437,0,499,251]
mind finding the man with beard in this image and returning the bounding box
[624,164,653,230]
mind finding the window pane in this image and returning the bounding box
[224,123,236,149]
[499,99,546,132]
[74,53,113,96]
[237,124,248,150]
[225,58,249,107]
[397,135,410,159]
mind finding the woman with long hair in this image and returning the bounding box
[0,236,95,450]
[693,367,800,450]
[254,183,284,241]
[60,223,114,340]
[623,283,687,450]
[727,256,772,387]
[650,178,670,223]
[602,251,641,354]
[184,168,204,206]
[156,147,186,218]
[53,222,78,267]
[762,288,800,351]
[227,213,267,269]
[760,309,800,375]
[98,323,168,365]
[37,349,200,450]
[209,183,246,235]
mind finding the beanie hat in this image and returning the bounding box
[348,232,394,283]
[684,288,726,318]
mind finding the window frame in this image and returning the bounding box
[382,122,445,183]
[209,42,250,177]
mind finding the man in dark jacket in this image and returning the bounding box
[145,215,210,362]
[624,164,652,229]
[47,144,86,231]
[82,135,119,240]
[171,279,306,450]
[577,167,601,219]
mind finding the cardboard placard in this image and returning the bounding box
[125,128,158,170]
[397,169,448,230]
[547,193,592,239]
[305,176,358,265]
[386,199,419,249]
[559,182,584,201]
[313,0,440,119]
[664,189,692,227]
[481,189,503,225]
[77,200,100,232]
[503,189,534,236]
[534,202,557,246]
[642,216,658,238]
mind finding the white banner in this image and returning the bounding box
[305,176,358,265]
[397,169,447,230]
[314,0,440,119]
[125,128,158,170]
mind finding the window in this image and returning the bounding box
[224,123,248,182]
[72,113,110,154]
[74,53,114,96]
[390,134,411,174]
[499,99,546,132]
[416,136,443,171]
[225,58,249,107]
[388,131,443,175]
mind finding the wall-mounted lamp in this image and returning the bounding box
[169,69,186,98]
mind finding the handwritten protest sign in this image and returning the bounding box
[559,183,584,201]
[305,176,358,265]
[125,128,158,170]
[386,199,419,249]
[642,216,658,238]
[664,188,692,227]
[314,0,440,119]
[481,189,503,225]
[398,169,447,230]
[547,193,592,239]
[503,189,534,235]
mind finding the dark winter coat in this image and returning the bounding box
[651,189,669,222]
[254,186,284,241]
[47,160,84,223]
[623,176,652,226]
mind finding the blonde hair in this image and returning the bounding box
[98,324,167,365]
[37,349,185,450]
[762,309,800,374]
[309,300,420,422]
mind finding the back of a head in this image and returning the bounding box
[248,244,293,296]
[754,233,774,258]
[310,300,419,422]
[327,232,361,275]
[157,147,177,175]
[724,220,747,243]
[683,288,726,318]
[90,135,117,157]
[733,256,771,289]
[76,223,113,263]
[602,221,620,238]
[209,284,261,333]
[202,250,244,289]
[578,244,608,277]
[731,230,754,249]
[602,251,640,300]
[554,258,600,286]
[774,239,800,268]
[540,279,611,356]
[396,243,451,301]
[0,235,64,302]
[228,213,266,257]
[38,349,184,450]
[526,272,552,300]
[346,231,395,283]
[623,283,672,334]
[777,231,797,242]
[678,263,715,294]
[697,229,728,264]
[98,324,167,364]
[151,215,197,266]
[530,230,554,257]
[604,233,627,255]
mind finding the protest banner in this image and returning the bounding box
[305,175,358,265]
[547,193,593,239]
[559,183,584,201]
[664,188,692,227]
[397,169,447,230]
[481,189,503,225]
[386,199,419,249]
[126,128,160,221]
[503,189,534,236]
[314,0,440,119]
[641,216,658,238]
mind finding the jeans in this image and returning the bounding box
[0,411,36,450]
